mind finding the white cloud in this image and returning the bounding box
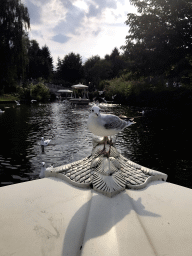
[73,0,88,11]
[22,0,136,66]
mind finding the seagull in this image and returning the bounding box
[88,105,135,137]
[39,162,46,178]
[87,105,135,154]
[31,99,37,103]
[39,162,53,178]
[40,137,51,146]
[15,100,20,106]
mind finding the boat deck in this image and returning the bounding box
[0,178,192,256]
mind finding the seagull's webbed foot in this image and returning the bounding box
[103,148,111,158]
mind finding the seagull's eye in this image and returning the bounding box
[92,109,94,112]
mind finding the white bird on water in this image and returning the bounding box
[15,100,20,106]
[39,162,53,178]
[39,162,46,178]
[40,137,51,146]
[87,105,135,154]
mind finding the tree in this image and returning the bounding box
[27,40,41,79]
[27,41,53,80]
[122,0,192,82]
[60,52,83,84]
[109,47,120,62]
[56,57,62,75]
[39,45,53,80]
[83,55,113,88]
[0,0,30,91]
[83,55,100,84]
[20,32,30,81]
[88,59,112,88]
[53,57,63,83]
[109,47,126,78]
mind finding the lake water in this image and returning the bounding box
[0,102,192,189]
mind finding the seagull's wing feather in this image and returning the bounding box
[44,139,51,145]
[102,114,127,130]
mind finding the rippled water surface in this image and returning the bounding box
[0,102,192,188]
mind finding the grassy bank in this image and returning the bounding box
[0,80,51,103]
[0,94,19,102]
[103,77,192,110]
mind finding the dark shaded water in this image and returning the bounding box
[0,102,192,189]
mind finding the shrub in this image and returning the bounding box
[17,86,31,101]
[30,81,50,101]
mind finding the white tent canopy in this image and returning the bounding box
[57,89,73,100]
[58,89,73,93]
[71,83,89,98]
[71,84,88,89]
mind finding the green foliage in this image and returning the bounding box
[105,76,147,97]
[122,0,192,83]
[104,77,133,99]
[104,75,163,104]
[54,52,83,85]
[92,59,112,83]
[27,40,53,81]
[0,0,30,88]
[83,49,127,88]
[98,80,109,91]
[2,0,192,106]
[16,86,31,101]
[30,81,50,101]
[103,74,192,108]
[83,55,101,86]
[39,45,53,80]
[17,80,50,102]
[0,94,19,101]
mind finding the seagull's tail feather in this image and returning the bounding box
[126,119,136,127]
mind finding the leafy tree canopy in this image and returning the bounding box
[83,55,101,84]
[58,52,83,85]
[0,0,30,89]
[122,0,192,80]
[27,40,53,80]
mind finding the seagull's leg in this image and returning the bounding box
[98,136,114,158]
[102,136,108,151]
[104,136,113,157]
[98,136,108,155]
[41,145,45,153]
[109,136,113,146]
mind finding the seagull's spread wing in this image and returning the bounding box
[102,114,127,130]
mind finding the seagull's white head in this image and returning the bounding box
[41,137,44,140]
[91,106,101,117]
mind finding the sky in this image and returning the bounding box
[22,0,136,67]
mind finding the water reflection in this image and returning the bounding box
[0,102,191,188]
